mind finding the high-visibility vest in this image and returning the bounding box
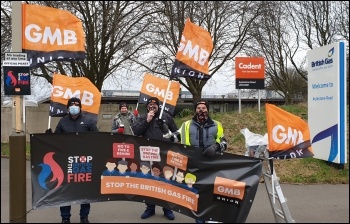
[180,120,224,146]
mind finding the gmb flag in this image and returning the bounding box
[138,73,180,115]
[170,18,213,80]
[22,4,86,68]
[265,103,314,159]
[50,73,101,124]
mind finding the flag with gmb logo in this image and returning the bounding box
[50,73,101,124]
[170,18,213,80]
[22,4,86,68]
[138,73,180,115]
[265,103,314,159]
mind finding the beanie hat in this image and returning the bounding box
[194,99,209,111]
[119,102,128,110]
[67,97,82,108]
[146,97,160,107]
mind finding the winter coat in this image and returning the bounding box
[179,116,225,149]
[111,111,136,135]
[55,114,99,133]
[132,111,178,142]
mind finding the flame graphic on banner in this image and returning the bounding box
[5,71,17,87]
[38,152,64,189]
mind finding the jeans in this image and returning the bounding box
[145,203,172,213]
[60,203,90,219]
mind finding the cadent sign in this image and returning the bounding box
[235,57,265,89]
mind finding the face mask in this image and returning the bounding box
[148,105,157,112]
[69,105,80,115]
[196,110,208,123]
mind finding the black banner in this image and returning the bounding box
[30,132,262,223]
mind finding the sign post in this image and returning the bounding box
[7,1,27,223]
[235,57,265,113]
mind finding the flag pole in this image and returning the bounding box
[159,79,172,119]
[48,116,51,129]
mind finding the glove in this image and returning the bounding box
[156,119,169,134]
[175,131,181,142]
[163,130,173,139]
[117,126,124,134]
[133,109,139,117]
[168,131,179,143]
[45,128,53,134]
[219,142,227,152]
[202,145,216,158]
[171,130,181,143]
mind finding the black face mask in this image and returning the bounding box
[196,110,208,123]
[148,106,157,112]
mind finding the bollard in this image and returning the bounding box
[9,133,27,223]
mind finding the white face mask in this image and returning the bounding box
[69,105,80,115]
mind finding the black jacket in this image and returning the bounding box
[132,111,178,142]
[55,114,99,133]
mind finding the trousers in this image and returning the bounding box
[60,203,90,219]
[145,203,172,213]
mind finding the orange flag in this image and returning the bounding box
[138,73,180,115]
[265,103,314,159]
[50,73,101,123]
[170,18,213,80]
[22,4,86,68]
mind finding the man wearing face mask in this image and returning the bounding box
[132,96,178,221]
[179,99,227,223]
[51,97,98,223]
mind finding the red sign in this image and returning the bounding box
[113,143,134,158]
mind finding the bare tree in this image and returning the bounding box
[334,1,349,43]
[1,1,12,103]
[1,1,347,104]
[131,1,261,102]
[333,1,349,103]
[247,2,304,104]
[290,1,341,48]
[246,1,348,105]
[23,1,154,91]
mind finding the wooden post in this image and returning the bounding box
[9,1,26,223]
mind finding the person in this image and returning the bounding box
[102,158,118,176]
[179,99,227,223]
[111,102,137,135]
[47,97,99,223]
[132,96,179,220]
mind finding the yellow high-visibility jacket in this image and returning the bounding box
[179,117,225,149]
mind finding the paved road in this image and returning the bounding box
[1,158,348,223]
